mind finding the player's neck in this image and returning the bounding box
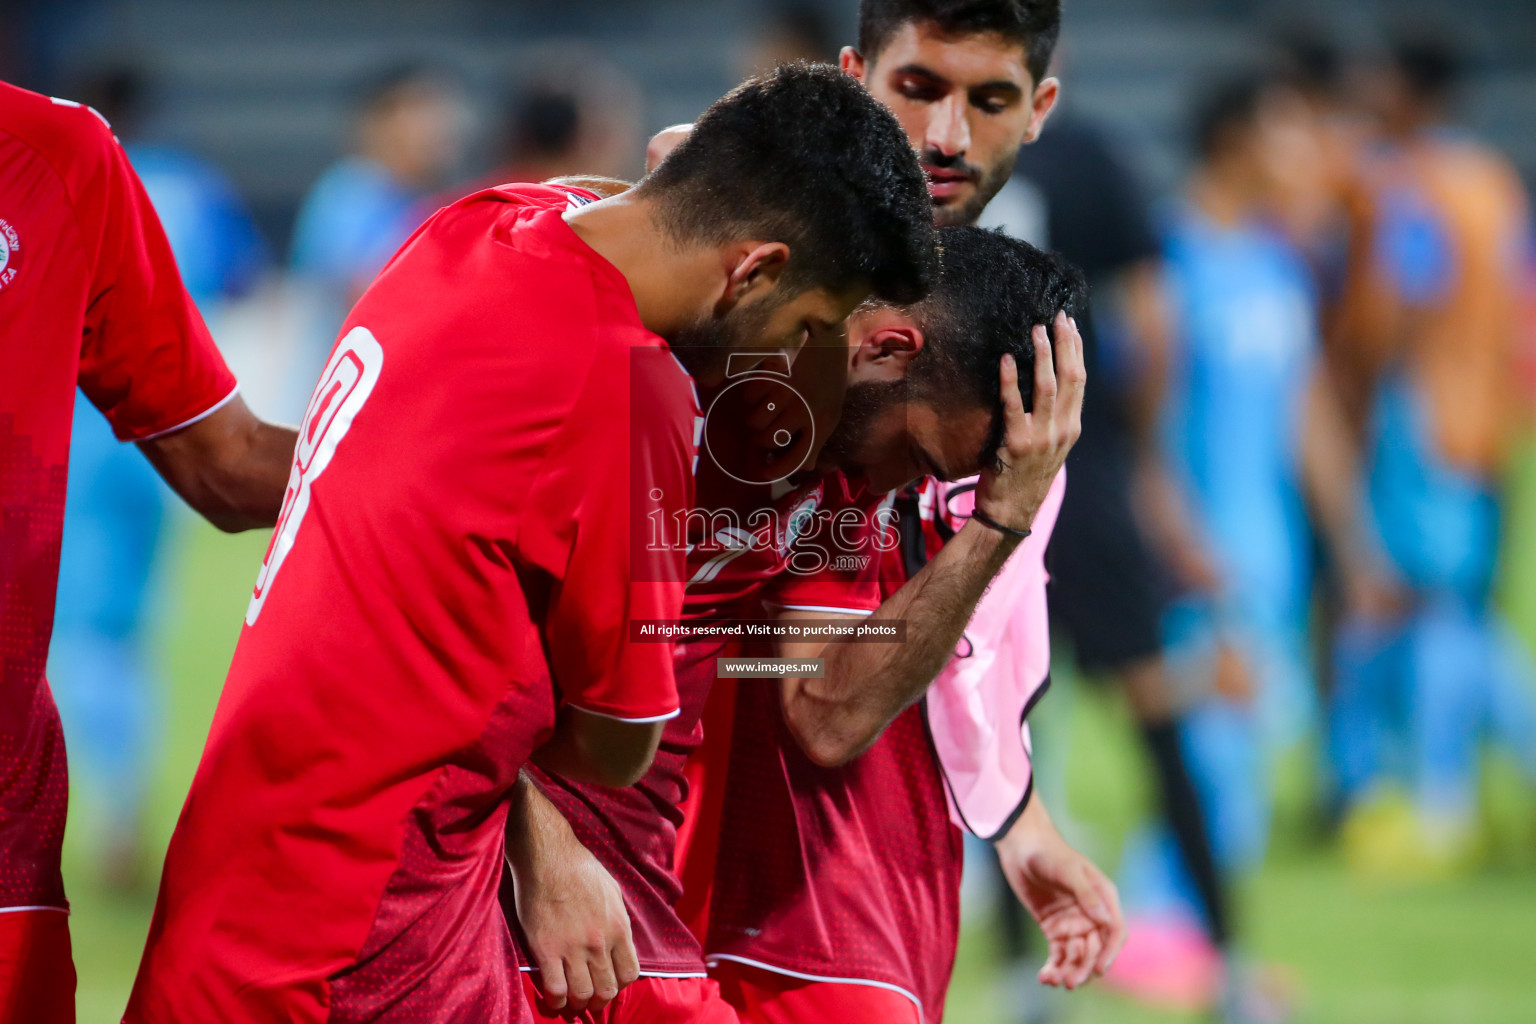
[564,194,718,335]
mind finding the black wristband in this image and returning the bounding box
[970,507,1032,540]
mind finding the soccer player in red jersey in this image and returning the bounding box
[498,225,1096,1024]
[0,81,297,1023]
[704,232,1112,1024]
[125,64,937,1024]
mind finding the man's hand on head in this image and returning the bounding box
[974,310,1085,534]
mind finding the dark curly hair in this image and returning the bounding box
[859,0,1062,84]
[638,62,937,306]
[909,226,1086,468]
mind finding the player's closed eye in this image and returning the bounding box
[895,77,945,103]
[970,90,1017,114]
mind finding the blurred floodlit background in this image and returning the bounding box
[6,1,1534,1022]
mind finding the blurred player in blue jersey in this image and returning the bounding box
[289,63,469,398]
[1326,30,1536,873]
[1116,73,1389,1023]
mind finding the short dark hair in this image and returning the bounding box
[639,62,937,305]
[508,85,582,159]
[858,0,1062,84]
[1192,73,1270,161]
[908,226,1086,468]
[1389,28,1464,104]
[1274,27,1342,97]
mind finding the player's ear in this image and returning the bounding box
[840,46,867,82]
[852,322,924,381]
[1023,76,1061,144]
[722,242,790,307]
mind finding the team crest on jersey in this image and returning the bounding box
[0,218,20,292]
[780,489,823,555]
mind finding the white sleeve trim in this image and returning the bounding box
[0,904,69,915]
[705,954,924,1021]
[766,603,876,618]
[133,384,241,442]
[567,703,682,725]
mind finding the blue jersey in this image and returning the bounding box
[1162,205,1317,623]
[290,156,421,290]
[129,143,268,304]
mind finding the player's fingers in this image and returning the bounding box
[1053,311,1086,433]
[1062,936,1087,989]
[1058,311,1086,387]
[611,918,641,989]
[535,954,569,1010]
[1037,942,1065,988]
[1070,314,1086,381]
[999,352,1027,428]
[1072,930,1104,988]
[1030,324,1057,423]
[561,954,596,1012]
[1085,866,1126,975]
[586,947,619,1013]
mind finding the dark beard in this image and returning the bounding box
[924,146,1020,228]
[818,378,908,473]
[666,298,777,384]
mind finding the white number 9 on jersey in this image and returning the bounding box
[246,326,384,625]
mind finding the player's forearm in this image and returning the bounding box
[139,398,296,531]
[782,519,1020,766]
[504,772,577,882]
[995,785,1049,857]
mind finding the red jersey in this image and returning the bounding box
[514,463,835,978]
[522,640,723,978]
[127,183,696,1023]
[682,471,825,621]
[0,82,236,913]
[701,487,963,1024]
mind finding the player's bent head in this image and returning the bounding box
[637,62,938,312]
[857,0,1062,85]
[824,226,1084,490]
[912,226,1084,464]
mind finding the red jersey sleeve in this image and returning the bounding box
[765,475,895,616]
[67,101,237,440]
[524,344,699,722]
